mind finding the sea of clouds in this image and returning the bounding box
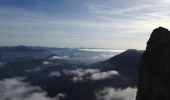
[95,87,137,100]
[0,78,66,100]
[49,68,119,82]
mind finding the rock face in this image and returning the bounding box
[136,27,170,100]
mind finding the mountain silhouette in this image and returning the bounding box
[91,49,143,87]
[106,49,143,69]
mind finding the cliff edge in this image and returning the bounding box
[136,27,170,100]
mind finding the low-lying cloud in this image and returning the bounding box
[49,71,61,77]
[49,55,69,60]
[63,68,100,77]
[0,61,6,67]
[0,78,66,100]
[42,61,51,65]
[63,68,119,82]
[90,70,119,80]
[78,49,125,53]
[95,87,137,100]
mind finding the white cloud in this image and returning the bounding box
[49,71,61,77]
[55,93,66,100]
[1,0,170,49]
[89,0,169,20]
[63,68,100,77]
[87,0,170,40]
[0,5,148,49]
[63,68,119,82]
[78,49,125,53]
[90,70,119,80]
[0,78,66,100]
[63,68,99,82]
[42,61,51,65]
[49,56,69,60]
[95,87,137,100]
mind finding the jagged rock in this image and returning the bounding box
[136,27,170,100]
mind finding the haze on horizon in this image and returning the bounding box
[0,0,170,50]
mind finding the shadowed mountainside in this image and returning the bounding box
[136,27,170,100]
[91,49,143,86]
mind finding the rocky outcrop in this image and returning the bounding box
[136,27,170,100]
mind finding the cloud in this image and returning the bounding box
[49,71,61,77]
[63,68,100,76]
[90,70,119,80]
[89,0,167,20]
[0,61,6,67]
[42,61,51,65]
[63,68,119,82]
[95,87,137,100]
[78,49,125,53]
[0,5,148,49]
[49,55,69,60]
[88,0,170,30]
[1,0,170,49]
[0,77,66,100]
[63,68,99,82]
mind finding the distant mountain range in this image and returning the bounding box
[0,46,142,100]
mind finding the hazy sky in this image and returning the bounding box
[0,0,170,49]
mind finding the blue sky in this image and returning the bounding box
[0,0,170,49]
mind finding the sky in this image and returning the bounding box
[0,0,170,49]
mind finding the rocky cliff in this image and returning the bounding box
[136,27,170,100]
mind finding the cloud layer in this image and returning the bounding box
[48,68,119,82]
[0,78,66,100]
[95,87,137,100]
[49,71,61,77]
[90,70,119,80]
[1,0,170,49]
[48,55,69,60]
[63,68,119,82]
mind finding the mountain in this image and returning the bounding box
[106,49,143,69]
[107,49,143,85]
[92,49,143,86]
[136,27,170,100]
[0,45,141,100]
[0,45,50,62]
